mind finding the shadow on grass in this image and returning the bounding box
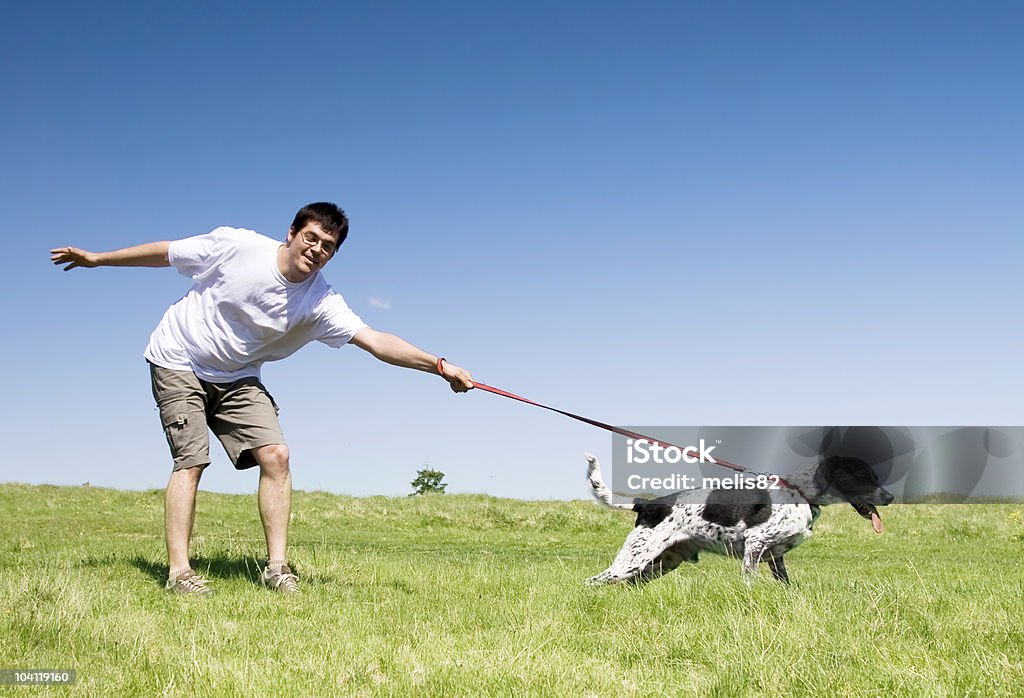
[126,555,346,588]
[128,554,265,588]
[78,552,376,590]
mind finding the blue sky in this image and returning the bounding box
[3,2,1021,499]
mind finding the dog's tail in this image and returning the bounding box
[586,453,634,511]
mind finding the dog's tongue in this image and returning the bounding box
[871,511,884,534]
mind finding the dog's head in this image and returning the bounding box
[810,456,894,532]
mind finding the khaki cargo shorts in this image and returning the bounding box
[149,362,286,471]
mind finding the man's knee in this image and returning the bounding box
[255,444,290,476]
[170,463,205,485]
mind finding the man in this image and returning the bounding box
[50,202,474,595]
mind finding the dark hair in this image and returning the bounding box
[291,202,349,250]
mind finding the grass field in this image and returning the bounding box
[1,483,1022,696]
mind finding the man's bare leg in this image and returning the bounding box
[165,465,205,572]
[253,444,291,564]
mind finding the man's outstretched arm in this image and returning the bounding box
[50,241,172,271]
[351,327,474,393]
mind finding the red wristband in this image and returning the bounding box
[436,357,447,377]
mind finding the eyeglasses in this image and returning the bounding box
[300,230,337,256]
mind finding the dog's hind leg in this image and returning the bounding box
[766,552,789,585]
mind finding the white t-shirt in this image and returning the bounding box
[144,226,367,382]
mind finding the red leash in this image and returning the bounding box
[475,379,806,495]
[438,358,801,491]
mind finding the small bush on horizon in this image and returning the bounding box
[410,467,447,496]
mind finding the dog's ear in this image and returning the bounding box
[814,456,861,498]
[818,456,886,497]
[812,456,838,494]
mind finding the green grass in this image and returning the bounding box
[1,484,1022,697]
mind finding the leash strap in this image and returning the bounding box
[440,360,804,495]
[471,380,756,475]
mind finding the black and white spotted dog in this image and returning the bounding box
[585,453,893,585]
